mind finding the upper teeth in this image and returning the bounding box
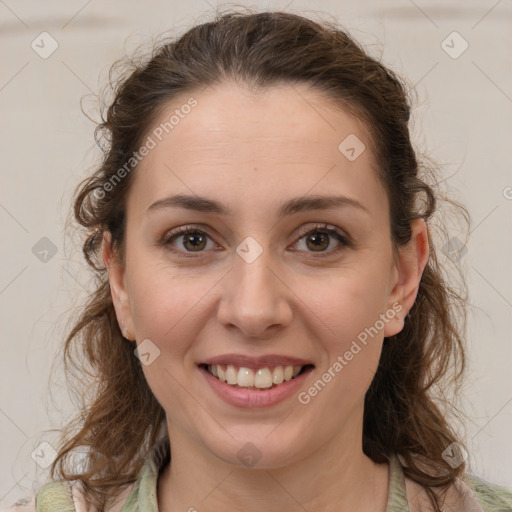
[208,364,303,389]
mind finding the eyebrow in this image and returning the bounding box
[146,193,369,218]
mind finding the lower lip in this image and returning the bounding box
[199,366,313,408]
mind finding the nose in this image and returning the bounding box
[216,245,293,338]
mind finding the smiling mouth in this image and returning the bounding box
[199,363,314,390]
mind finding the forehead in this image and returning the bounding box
[127,81,385,216]
[150,81,369,157]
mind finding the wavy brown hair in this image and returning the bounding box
[47,8,470,511]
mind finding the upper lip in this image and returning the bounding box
[200,354,314,369]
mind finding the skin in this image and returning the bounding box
[104,81,429,512]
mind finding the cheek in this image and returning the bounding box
[126,256,212,356]
[295,271,388,420]
[126,266,212,417]
[295,256,392,401]
[305,263,392,346]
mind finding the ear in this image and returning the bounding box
[102,231,135,341]
[383,218,429,337]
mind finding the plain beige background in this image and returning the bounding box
[1,0,511,506]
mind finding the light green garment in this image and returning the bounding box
[34,437,512,511]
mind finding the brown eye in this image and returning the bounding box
[163,227,215,255]
[293,224,350,256]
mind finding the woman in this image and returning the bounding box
[7,9,512,512]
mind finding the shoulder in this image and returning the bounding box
[32,479,135,512]
[404,473,512,512]
[464,474,512,512]
[15,439,164,512]
[2,437,165,512]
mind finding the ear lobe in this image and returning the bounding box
[102,232,135,340]
[383,219,429,337]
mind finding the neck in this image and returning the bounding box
[157,412,389,512]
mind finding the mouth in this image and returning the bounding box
[198,363,315,390]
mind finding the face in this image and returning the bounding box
[105,81,427,469]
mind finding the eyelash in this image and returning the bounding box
[160,223,351,259]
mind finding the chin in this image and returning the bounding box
[203,423,313,470]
